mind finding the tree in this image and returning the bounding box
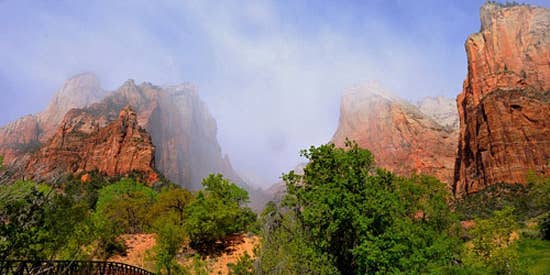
[0,181,91,260]
[95,178,158,234]
[184,174,256,253]
[150,186,193,274]
[257,201,339,274]
[153,186,194,226]
[462,206,525,273]
[153,214,186,275]
[264,141,460,274]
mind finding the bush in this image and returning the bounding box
[95,178,158,234]
[258,141,460,274]
[462,206,525,273]
[184,174,256,253]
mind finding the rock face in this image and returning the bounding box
[454,3,550,195]
[417,96,459,130]
[0,73,106,163]
[1,75,244,190]
[15,106,158,184]
[331,82,458,184]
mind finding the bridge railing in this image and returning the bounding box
[0,260,155,275]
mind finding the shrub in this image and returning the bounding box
[184,174,256,253]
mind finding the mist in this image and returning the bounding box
[1,0,548,187]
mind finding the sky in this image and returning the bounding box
[1,0,548,187]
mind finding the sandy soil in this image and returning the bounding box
[109,233,259,274]
[109,234,157,271]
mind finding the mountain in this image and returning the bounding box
[9,106,158,184]
[0,74,243,191]
[417,96,459,130]
[0,73,106,163]
[454,3,550,195]
[331,82,457,184]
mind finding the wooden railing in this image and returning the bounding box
[0,260,155,275]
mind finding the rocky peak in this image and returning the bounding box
[0,73,108,164]
[454,3,550,195]
[40,72,105,129]
[417,96,459,130]
[332,84,457,184]
[15,104,158,184]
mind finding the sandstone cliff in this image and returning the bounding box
[331,82,457,184]
[13,106,158,184]
[0,73,106,163]
[1,75,244,191]
[454,3,550,195]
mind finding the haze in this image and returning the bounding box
[1,0,547,187]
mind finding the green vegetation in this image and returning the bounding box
[185,174,256,253]
[1,142,549,274]
[461,206,524,274]
[0,172,256,274]
[518,239,550,274]
[257,141,461,274]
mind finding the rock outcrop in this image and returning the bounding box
[454,3,550,195]
[417,96,459,130]
[14,106,158,184]
[1,75,244,191]
[0,73,106,163]
[331,82,458,184]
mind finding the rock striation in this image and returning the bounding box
[331,82,458,184]
[454,3,550,195]
[15,106,158,184]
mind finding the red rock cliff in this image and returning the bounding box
[1,75,245,190]
[0,73,106,164]
[454,3,550,195]
[331,82,458,184]
[17,106,158,184]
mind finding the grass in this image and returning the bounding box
[518,238,550,274]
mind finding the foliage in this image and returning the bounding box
[95,178,158,234]
[153,186,193,226]
[184,174,256,253]
[0,181,91,260]
[462,206,525,274]
[0,155,3,170]
[259,141,460,274]
[257,201,339,274]
[153,214,186,275]
[454,181,547,221]
[517,239,550,274]
[228,252,255,275]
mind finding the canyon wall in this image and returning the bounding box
[332,82,458,184]
[454,3,550,195]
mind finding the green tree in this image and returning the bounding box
[95,178,158,234]
[462,206,525,273]
[153,214,186,275]
[184,174,256,253]
[0,181,91,260]
[265,141,459,274]
[153,186,194,226]
[257,201,339,274]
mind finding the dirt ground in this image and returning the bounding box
[109,233,260,274]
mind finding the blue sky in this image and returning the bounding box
[1,0,548,186]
